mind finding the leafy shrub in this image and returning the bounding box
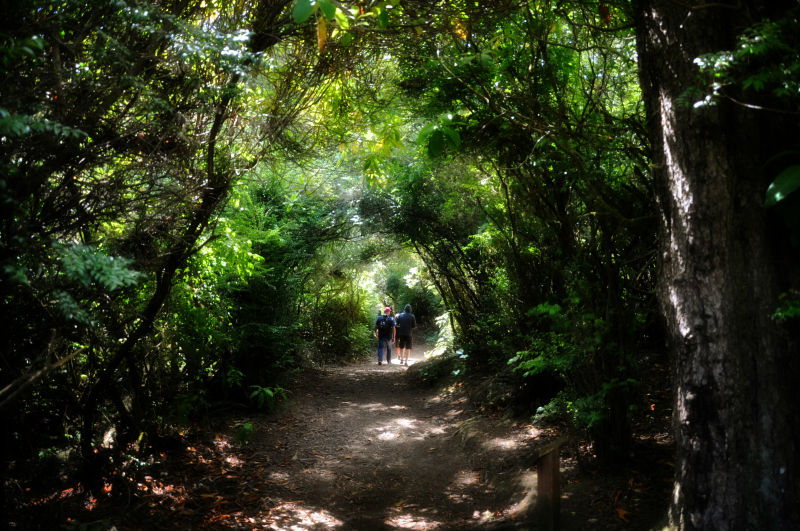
[249,385,287,409]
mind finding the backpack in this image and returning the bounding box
[378,315,392,334]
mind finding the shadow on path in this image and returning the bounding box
[247,358,509,530]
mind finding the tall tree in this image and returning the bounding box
[634,1,800,528]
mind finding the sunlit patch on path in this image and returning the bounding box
[259,502,344,529]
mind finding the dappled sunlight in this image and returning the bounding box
[370,417,428,441]
[393,417,417,428]
[225,454,244,467]
[356,402,388,411]
[384,511,443,529]
[378,430,401,441]
[424,426,448,436]
[452,469,482,488]
[258,502,344,530]
[483,437,518,451]
[438,468,484,509]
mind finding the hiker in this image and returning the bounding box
[394,304,417,366]
[374,306,396,365]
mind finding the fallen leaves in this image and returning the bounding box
[615,507,632,523]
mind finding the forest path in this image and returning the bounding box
[47,347,675,531]
[145,350,674,531]
[242,353,512,530]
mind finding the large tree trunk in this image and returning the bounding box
[634,1,800,529]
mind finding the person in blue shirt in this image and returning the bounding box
[374,306,396,365]
[394,304,417,366]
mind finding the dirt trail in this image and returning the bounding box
[197,351,674,531]
[30,344,673,530]
[244,353,519,530]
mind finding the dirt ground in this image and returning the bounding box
[9,342,675,530]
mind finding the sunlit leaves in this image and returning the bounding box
[0,111,87,139]
[294,0,339,24]
[416,122,436,145]
[55,244,144,292]
[318,0,336,21]
[682,12,800,108]
[334,8,350,30]
[292,1,358,49]
[457,52,494,70]
[416,113,463,158]
[292,0,316,23]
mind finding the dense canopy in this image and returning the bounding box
[2,1,799,529]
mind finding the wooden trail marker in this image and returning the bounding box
[530,437,568,531]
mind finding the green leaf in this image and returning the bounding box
[766,150,800,165]
[459,54,476,66]
[317,0,336,21]
[293,0,316,23]
[443,126,460,148]
[765,165,800,208]
[416,122,436,145]
[340,32,354,45]
[334,8,350,29]
[376,8,390,29]
[428,129,444,157]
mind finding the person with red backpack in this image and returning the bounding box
[374,306,396,365]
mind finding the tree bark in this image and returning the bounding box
[634,1,800,529]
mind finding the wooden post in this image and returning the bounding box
[534,437,567,531]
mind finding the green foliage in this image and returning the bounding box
[451,351,468,377]
[571,378,640,432]
[508,303,581,378]
[532,390,574,426]
[235,423,255,445]
[293,0,317,24]
[0,0,665,489]
[765,165,800,208]
[56,244,145,292]
[249,385,287,409]
[379,257,442,324]
[683,8,800,108]
[227,367,245,390]
[417,113,463,157]
[0,111,87,139]
[169,392,207,426]
[772,289,800,321]
[374,1,656,462]
[427,311,455,358]
[416,349,468,383]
